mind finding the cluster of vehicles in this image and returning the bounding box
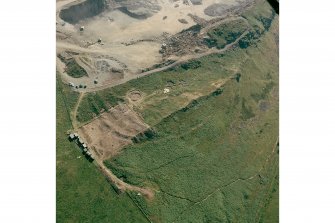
[69,133,94,161]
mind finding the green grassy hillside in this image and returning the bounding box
[102,1,279,222]
[56,77,148,223]
[57,0,279,222]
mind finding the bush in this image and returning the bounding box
[181,60,201,70]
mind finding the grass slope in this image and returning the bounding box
[76,91,124,124]
[205,19,249,49]
[76,1,278,128]
[56,77,148,223]
[63,0,279,222]
[104,1,278,222]
[58,56,88,78]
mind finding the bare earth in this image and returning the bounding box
[97,158,154,199]
[78,104,150,160]
[76,103,154,198]
[56,0,253,90]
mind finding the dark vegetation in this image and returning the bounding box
[77,91,124,123]
[205,19,249,49]
[239,3,276,49]
[65,59,88,78]
[180,60,202,70]
[239,31,260,49]
[132,128,158,143]
[235,73,242,82]
[181,24,202,34]
[58,54,88,78]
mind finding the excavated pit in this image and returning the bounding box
[59,0,161,24]
[57,0,255,90]
[59,0,107,24]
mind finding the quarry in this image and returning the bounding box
[56,0,254,90]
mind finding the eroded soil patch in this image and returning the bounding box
[78,104,150,160]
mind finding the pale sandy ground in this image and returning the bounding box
[56,0,250,89]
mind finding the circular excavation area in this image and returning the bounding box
[128,90,143,102]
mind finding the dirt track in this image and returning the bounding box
[78,25,250,93]
[75,103,153,198]
[72,92,84,129]
[96,159,154,199]
[58,0,254,200]
[56,0,253,90]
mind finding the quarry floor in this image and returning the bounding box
[56,0,253,91]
